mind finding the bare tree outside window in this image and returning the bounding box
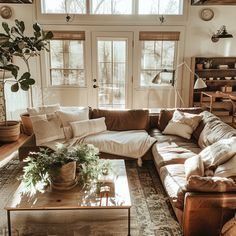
[42,0,86,14]
[139,0,182,15]
[140,41,176,86]
[91,0,132,14]
[97,40,126,108]
[50,40,85,86]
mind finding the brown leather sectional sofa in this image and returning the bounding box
[19,107,236,236]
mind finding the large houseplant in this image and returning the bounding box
[0,19,53,142]
[21,143,104,196]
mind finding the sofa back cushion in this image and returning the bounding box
[158,107,203,132]
[91,109,149,131]
[198,111,236,148]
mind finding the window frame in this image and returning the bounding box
[46,31,86,88]
[139,31,179,88]
[36,0,188,25]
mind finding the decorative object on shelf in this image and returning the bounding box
[204,59,212,69]
[211,25,233,43]
[152,61,207,106]
[0,19,53,142]
[20,143,103,195]
[200,8,214,21]
[196,63,204,70]
[0,6,12,19]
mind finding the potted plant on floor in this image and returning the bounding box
[0,19,53,142]
[20,143,104,196]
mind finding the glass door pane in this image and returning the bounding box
[96,38,127,109]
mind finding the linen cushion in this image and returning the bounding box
[186,175,236,193]
[184,155,204,180]
[150,128,201,168]
[27,104,60,116]
[30,114,64,146]
[56,107,89,139]
[70,117,107,138]
[159,164,187,209]
[158,107,203,132]
[56,107,89,127]
[91,109,149,131]
[214,155,236,178]
[162,110,202,139]
[199,137,236,169]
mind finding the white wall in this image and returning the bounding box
[183,5,236,106]
[1,2,236,111]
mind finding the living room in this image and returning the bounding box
[1,0,236,236]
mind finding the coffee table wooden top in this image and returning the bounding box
[5,160,131,211]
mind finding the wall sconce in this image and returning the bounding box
[211,25,233,43]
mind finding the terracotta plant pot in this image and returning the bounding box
[51,161,78,191]
[0,121,21,143]
[20,113,33,135]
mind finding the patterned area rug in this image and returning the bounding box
[0,158,182,236]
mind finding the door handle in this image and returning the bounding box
[93,85,99,88]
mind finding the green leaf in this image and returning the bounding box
[27,78,35,85]
[34,31,41,38]
[11,83,19,92]
[12,26,20,34]
[15,19,25,34]
[19,72,30,81]
[2,22,10,35]
[20,82,30,91]
[33,23,41,33]
[43,31,53,40]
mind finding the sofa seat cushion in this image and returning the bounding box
[151,129,201,168]
[159,164,187,209]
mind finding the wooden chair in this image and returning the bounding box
[228,94,236,125]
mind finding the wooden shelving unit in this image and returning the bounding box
[190,57,236,122]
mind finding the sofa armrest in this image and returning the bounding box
[183,192,236,236]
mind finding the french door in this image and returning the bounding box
[91,32,133,109]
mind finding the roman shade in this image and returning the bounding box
[139,31,180,41]
[50,31,85,40]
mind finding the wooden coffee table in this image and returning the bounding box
[5,159,131,236]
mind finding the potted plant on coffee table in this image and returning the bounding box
[0,19,53,142]
[20,143,104,196]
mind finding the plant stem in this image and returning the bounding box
[23,55,33,107]
[2,70,7,126]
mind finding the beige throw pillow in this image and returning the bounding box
[199,137,236,169]
[56,107,89,127]
[163,110,202,139]
[56,107,89,139]
[214,154,236,178]
[184,155,204,180]
[70,117,107,138]
[27,104,60,116]
[30,114,65,146]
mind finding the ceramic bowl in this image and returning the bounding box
[225,77,232,80]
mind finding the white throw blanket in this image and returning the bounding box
[42,130,156,166]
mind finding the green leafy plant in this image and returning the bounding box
[0,19,53,124]
[21,143,105,195]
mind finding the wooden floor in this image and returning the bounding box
[0,134,30,168]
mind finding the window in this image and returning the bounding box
[91,0,132,14]
[49,31,85,86]
[40,0,183,15]
[41,0,86,14]
[138,0,183,15]
[139,31,180,86]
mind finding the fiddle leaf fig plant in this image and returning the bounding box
[0,19,53,123]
